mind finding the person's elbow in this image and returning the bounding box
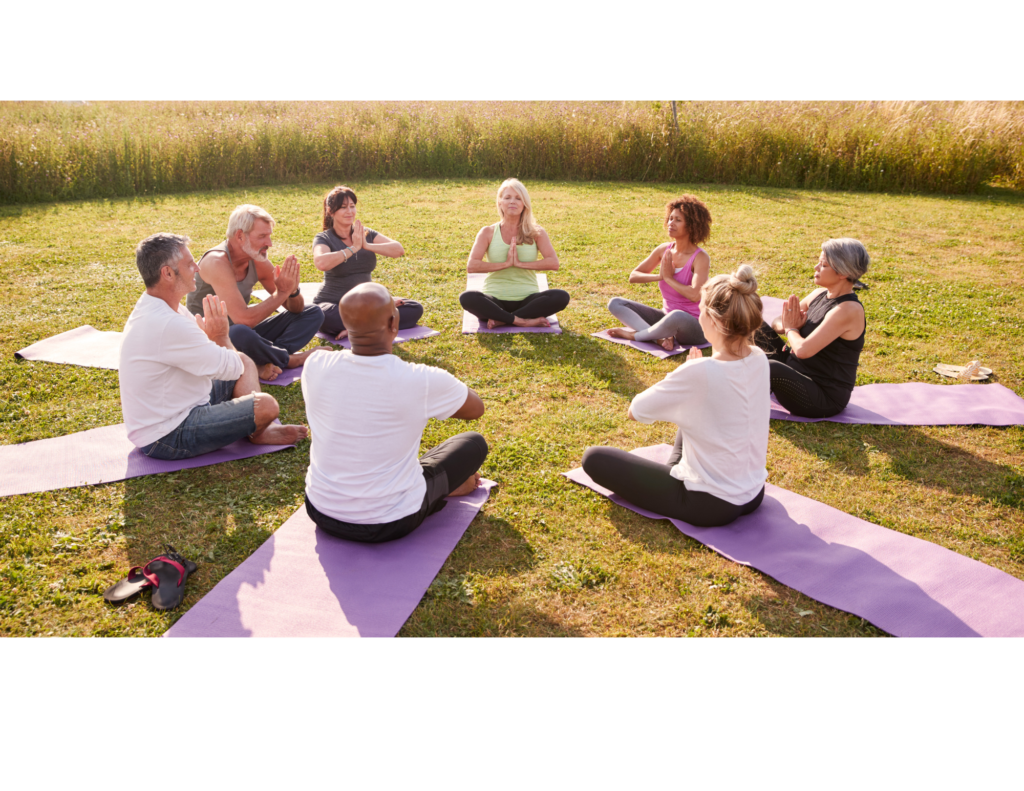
[790,342,813,360]
[392,244,405,258]
[453,390,485,420]
[313,256,331,272]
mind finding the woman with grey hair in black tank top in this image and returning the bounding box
[312,185,423,340]
[753,238,868,418]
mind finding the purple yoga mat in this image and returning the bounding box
[259,365,304,387]
[15,325,122,369]
[315,324,440,348]
[770,382,1024,426]
[591,330,708,359]
[760,295,783,325]
[461,272,562,334]
[564,445,1024,637]
[165,480,495,637]
[0,424,294,498]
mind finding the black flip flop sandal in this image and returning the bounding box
[102,566,154,604]
[145,555,191,611]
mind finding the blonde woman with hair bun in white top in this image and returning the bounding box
[459,178,571,329]
[582,265,769,527]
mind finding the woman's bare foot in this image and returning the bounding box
[335,329,349,341]
[486,319,508,329]
[448,471,482,497]
[250,423,309,445]
[512,316,551,328]
[258,363,282,381]
[606,327,636,340]
[287,347,329,368]
[658,337,677,352]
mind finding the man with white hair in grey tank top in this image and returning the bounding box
[186,204,326,381]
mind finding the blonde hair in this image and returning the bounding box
[227,204,275,239]
[701,265,763,344]
[821,238,869,282]
[495,178,540,245]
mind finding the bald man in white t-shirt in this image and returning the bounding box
[302,283,488,543]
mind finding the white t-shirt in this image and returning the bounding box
[119,292,244,447]
[301,350,469,524]
[630,348,770,505]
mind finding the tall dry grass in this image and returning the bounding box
[1,101,1022,203]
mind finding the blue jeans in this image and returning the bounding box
[141,379,257,461]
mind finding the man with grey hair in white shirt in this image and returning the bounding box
[119,232,308,460]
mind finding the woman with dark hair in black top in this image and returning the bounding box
[753,238,869,418]
[312,185,423,340]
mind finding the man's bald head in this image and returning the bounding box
[339,282,398,344]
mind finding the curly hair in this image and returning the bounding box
[322,185,358,231]
[664,194,712,245]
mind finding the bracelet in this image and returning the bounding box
[289,288,300,298]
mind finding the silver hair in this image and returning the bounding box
[226,204,275,239]
[821,238,870,283]
[135,232,191,288]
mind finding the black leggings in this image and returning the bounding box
[306,432,488,544]
[317,299,424,336]
[581,430,764,528]
[753,321,849,419]
[459,289,570,325]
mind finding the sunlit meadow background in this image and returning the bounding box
[2,101,1024,204]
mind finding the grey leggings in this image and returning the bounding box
[607,297,706,346]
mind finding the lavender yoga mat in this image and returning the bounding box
[564,445,1024,637]
[461,272,562,334]
[315,324,440,348]
[591,330,707,359]
[0,424,294,498]
[770,382,1024,426]
[166,480,495,638]
[15,325,122,369]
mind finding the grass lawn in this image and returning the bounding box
[1,179,1022,637]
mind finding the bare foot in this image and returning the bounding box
[486,319,508,329]
[258,363,282,381]
[251,423,309,445]
[287,347,329,368]
[448,471,481,497]
[658,337,676,352]
[335,329,348,341]
[513,316,551,328]
[606,327,637,341]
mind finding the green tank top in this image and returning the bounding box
[483,222,541,301]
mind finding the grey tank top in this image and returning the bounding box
[185,240,259,323]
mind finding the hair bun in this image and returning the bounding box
[729,264,758,295]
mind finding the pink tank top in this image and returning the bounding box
[657,245,702,318]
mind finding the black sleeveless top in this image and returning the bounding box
[788,291,865,404]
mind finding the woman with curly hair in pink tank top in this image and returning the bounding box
[603,194,712,351]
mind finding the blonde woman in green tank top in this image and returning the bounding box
[459,178,571,329]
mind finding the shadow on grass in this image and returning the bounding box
[774,422,1024,512]
[445,514,537,576]
[120,449,304,630]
